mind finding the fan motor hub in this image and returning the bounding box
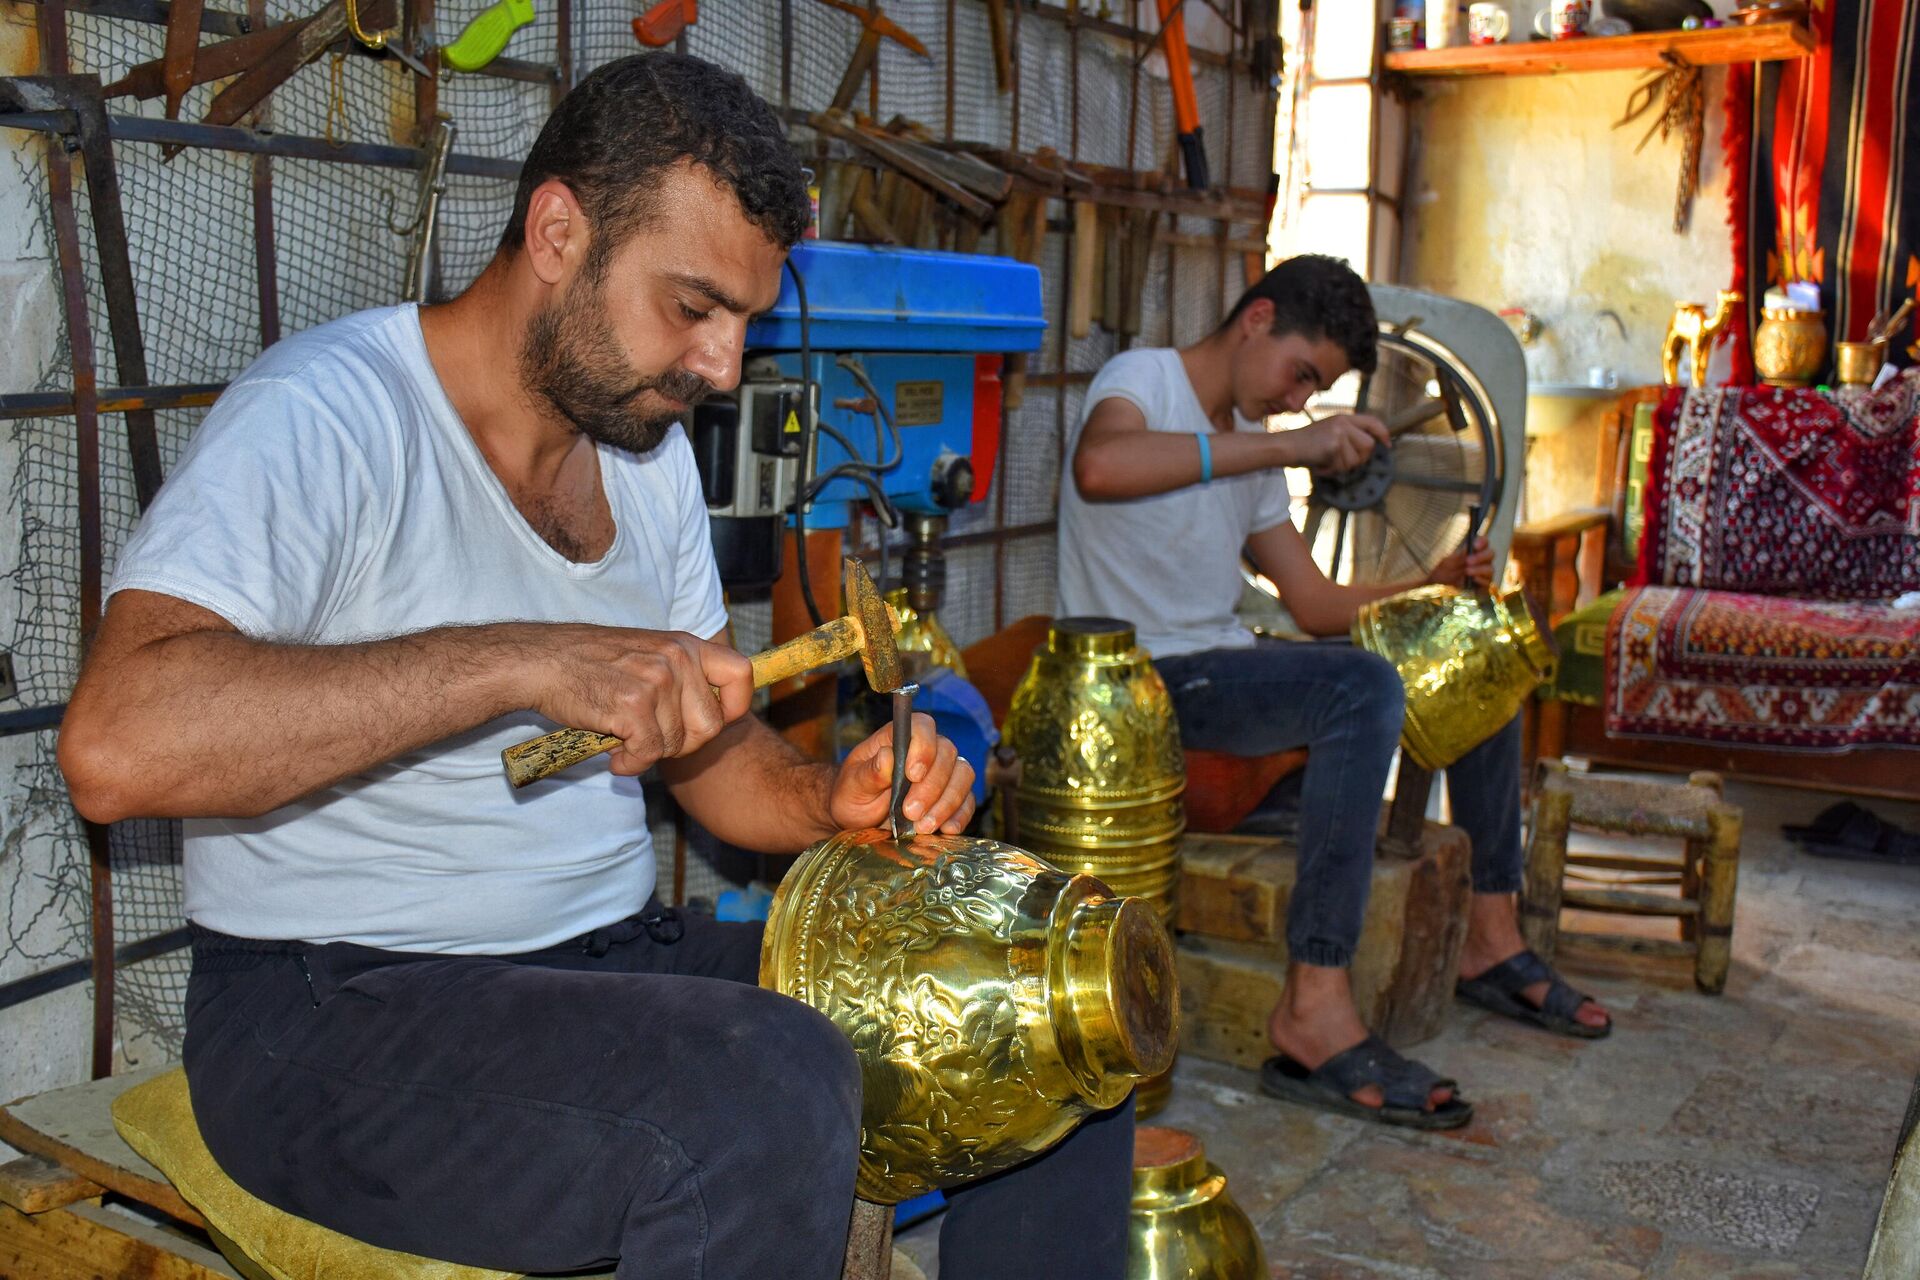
[1312,445,1395,511]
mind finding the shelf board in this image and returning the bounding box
[1384,21,1815,78]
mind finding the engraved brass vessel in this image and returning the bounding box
[760,829,1179,1203]
[1753,306,1828,386]
[1002,618,1186,919]
[1352,586,1556,771]
[1127,1126,1267,1280]
[886,587,969,678]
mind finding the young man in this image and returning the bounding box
[1059,254,1609,1130]
[58,55,1131,1278]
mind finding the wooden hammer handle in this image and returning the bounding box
[501,617,867,788]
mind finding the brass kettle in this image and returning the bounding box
[760,829,1179,1203]
[1352,586,1556,770]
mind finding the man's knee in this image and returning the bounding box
[703,992,862,1163]
[1341,650,1407,745]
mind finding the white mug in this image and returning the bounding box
[1468,2,1510,43]
[1427,3,1462,49]
[1536,0,1590,38]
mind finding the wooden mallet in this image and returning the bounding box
[501,557,902,788]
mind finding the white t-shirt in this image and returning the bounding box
[109,304,729,954]
[1056,348,1295,659]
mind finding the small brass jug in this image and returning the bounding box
[1753,306,1828,386]
[1352,586,1556,770]
[1002,617,1186,919]
[886,587,968,678]
[761,829,1178,1203]
[1127,1126,1267,1280]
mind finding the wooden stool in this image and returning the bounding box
[1520,761,1743,993]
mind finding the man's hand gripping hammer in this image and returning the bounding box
[501,558,902,788]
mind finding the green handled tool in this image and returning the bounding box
[442,0,534,72]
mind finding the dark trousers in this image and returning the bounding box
[183,904,1135,1280]
[1155,639,1525,968]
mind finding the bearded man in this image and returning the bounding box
[57,53,1133,1280]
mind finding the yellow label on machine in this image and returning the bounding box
[784,410,802,434]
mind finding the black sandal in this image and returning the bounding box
[1260,1036,1473,1131]
[1783,801,1920,866]
[1456,949,1611,1039]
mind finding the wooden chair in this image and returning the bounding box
[1520,761,1743,993]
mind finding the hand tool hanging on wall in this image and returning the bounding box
[442,0,535,71]
[810,0,929,114]
[984,0,1011,93]
[633,0,697,46]
[105,18,308,103]
[502,558,903,787]
[160,0,204,119]
[392,115,456,303]
[1155,0,1210,191]
[201,0,397,128]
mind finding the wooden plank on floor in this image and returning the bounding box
[0,1200,239,1280]
[0,1156,104,1214]
[0,1065,206,1229]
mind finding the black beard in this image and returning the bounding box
[518,283,714,455]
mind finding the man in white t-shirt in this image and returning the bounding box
[58,54,1132,1280]
[1059,255,1611,1132]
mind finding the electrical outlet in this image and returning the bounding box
[0,650,15,702]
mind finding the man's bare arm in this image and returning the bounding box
[57,590,753,822]
[1247,524,1496,638]
[1071,398,1389,502]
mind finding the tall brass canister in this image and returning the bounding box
[1004,617,1186,1114]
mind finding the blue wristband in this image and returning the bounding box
[1195,431,1213,486]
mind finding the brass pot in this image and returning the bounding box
[760,829,1179,1203]
[1753,306,1828,386]
[1127,1126,1267,1280]
[885,587,968,679]
[1352,586,1556,770]
[1002,618,1186,920]
[1834,339,1888,387]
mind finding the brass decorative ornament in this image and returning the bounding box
[760,829,1179,1204]
[1127,1126,1267,1280]
[885,587,969,679]
[1352,586,1556,771]
[1753,306,1828,386]
[1002,618,1186,918]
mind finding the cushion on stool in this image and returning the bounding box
[112,1067,515,1280]
[1184,749,1309,833]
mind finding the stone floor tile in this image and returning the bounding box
[1594,1159,1821,1252]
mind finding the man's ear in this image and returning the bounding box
[1236,296,1275,340]
[522,179,588,285]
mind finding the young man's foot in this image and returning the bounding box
[1266,963,1454,1111]
[1458,892,1610,1032]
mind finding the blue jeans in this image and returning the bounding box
[1156,639,1524,969]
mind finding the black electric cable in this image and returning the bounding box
[786,257,826,627]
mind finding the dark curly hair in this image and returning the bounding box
[1221,254,1378,376]
[499,53,811,268]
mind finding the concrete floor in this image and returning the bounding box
[898,776,1920,1278]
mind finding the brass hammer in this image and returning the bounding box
[502,558,902,788]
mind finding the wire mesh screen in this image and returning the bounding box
[0,0,1275,1058]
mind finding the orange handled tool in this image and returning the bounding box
[633,0,697,47]
[1156,0,1210,191]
